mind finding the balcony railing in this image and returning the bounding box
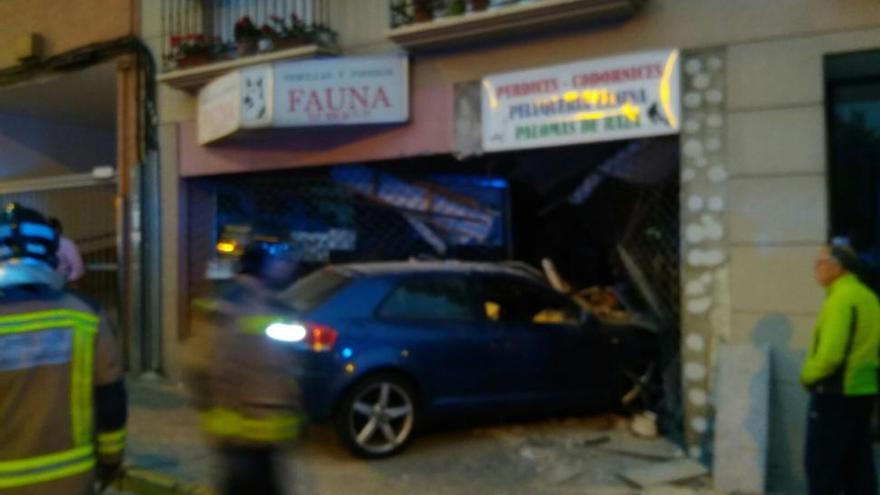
[388,0,644,49]
[159,0,337,89]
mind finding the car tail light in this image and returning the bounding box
[305,322,338,352]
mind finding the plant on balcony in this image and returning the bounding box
[390,0,412,28]
[307,22,339,47]
[258,23,279,52]
[469,0,490,11]
[412,0,440,23]
[234,15,262,55]
[167,33,221,69]
[262,14,338,49]
[267,14,311,48]
[446,0,466,16]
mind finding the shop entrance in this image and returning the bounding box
[500,135,681,438]
[186,134,681,435]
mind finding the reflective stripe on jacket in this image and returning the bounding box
[185,276,304,447]
[0,288,125,495]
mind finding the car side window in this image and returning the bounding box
[378,276,479,321]
[481,276,580,326]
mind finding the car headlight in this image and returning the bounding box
[265,322,308,342]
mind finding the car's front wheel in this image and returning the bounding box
[335,373,417,458]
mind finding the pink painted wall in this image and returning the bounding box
[179,74,453,177]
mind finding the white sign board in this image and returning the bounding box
[272,56,408,126]
[481,50,681,152]
[197,72,241,144]
[197,55,409,144]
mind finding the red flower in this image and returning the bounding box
[170,35,182,47]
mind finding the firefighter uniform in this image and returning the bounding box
[0,204,127,495]
[185,243,304,495]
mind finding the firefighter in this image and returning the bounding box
[185,233,304,495]
[0,203,127,495]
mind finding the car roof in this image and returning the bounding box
[330,260,547,282]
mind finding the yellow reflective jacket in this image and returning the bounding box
[184,276,304,447]
[0,287,125,495]
[802,273,880,395]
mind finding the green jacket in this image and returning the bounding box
[801,273,880,395]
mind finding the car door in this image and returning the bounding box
[373,274,503,409]
[477,275,613,406]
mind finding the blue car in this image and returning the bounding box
[282,261,658,458]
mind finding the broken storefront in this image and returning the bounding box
[184,48,685,444]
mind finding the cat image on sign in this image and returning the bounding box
[241,73,267,123]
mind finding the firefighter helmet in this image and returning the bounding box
[0,203,59,269]
[0,203,62,288]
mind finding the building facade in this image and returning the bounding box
[0,0,161,372]
[147,1,880,492]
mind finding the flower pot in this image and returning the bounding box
[176,54,212,68]
[274,35,310,50]
[469,0,490,11]
[257,38,274,52]
[413,3,434,22]
[236,38,258,56]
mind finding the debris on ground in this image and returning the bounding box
[578,432,612,447]
[129,379,712,495]
[629,411,659,438]
[600,436,683,461]
[619,459,709,488]
[641,486,698,495]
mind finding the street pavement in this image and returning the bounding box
[125,377,719,495]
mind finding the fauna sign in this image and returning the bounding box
[197,55,409,144]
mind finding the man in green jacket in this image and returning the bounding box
[802,241,879,495]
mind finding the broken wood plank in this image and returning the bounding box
[619,459,709,488]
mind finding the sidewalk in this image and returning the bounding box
[125,377,721,495]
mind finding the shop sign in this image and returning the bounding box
[481,49,681,152]
[198,55,409,144]
[197,72,242,144]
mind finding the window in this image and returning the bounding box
[480,276,580,326]
[284,268,351,313]
[826,50,880,258]
[378,276,480,321]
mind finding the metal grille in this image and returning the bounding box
[185,167,510,298]
[617,178,683,443]
[0,184,120,326]
[618,181,680,326]
[160,0,331,65]
[210,0,330,42]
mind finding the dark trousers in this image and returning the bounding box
[218,446,283,495]
[805,393,877,495]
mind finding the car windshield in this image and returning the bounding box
[284,268,351,313]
